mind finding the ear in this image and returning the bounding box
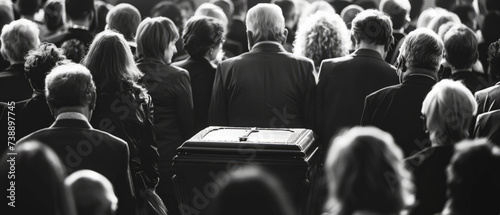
[246,30,254,50]
[282,28,288,44]
[89,91,97,113]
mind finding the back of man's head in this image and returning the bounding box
[400,28,443,71]
[272,0,296,24]
[45,63,96,109]
[65,170,118,215]
[106,3,141,41]
[379,0,411,30]
[444,25,478,70]
[16,0,42,17]
[65,0,94,21]
[351,9,393,49]
[212,0,235,20]
[231,0,247,17]
[246,3,286,43]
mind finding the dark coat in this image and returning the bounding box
[449,70,489,94]
[17,117,135,215]
[0,63,32,102]
[474,109,500,146]
[173,56,214,133]
[208,42,316,129]
[475,83,500,115]
[316,49,398,148]
[227,19,248,53]
[361,75,435,157]
[405,145,455,215]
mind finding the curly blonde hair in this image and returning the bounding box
[294,11,350,68]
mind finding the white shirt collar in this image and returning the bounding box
[56,112,88,122]
[252,41,283,50]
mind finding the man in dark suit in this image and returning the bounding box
[17,63,135,215]
[380,0,411,65]
[209,3,316,129]
[361,28,444,157]
[45,0,95,50]
[316,9,398,149]
[475,39,500,115]
[227,0,249,52]
[445,25,488,94]
[0,19,39,102]
[475,110,500,146]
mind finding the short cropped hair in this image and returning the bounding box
[183,16,225,58]
[273,0,296,21]
[294,11,350,68]
[65,0,94,20]
[45,63,96,109]
[0,19,40,63]
[65,170,118,215]
[421,79,477,145]
[246,3,286,43]
[351,9,394,49]
[136,17,179,61]
[25,43,67,90]
[379,0,411,30]
[444,25,478,70]
[106,3,141,41]
[151,1,183,28]
[399,28,443,71]
[325,126,414,214]
[195,3,229,28]
[16,0,42,16]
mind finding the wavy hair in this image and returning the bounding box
[294,11,350,68]
[182,16,224,58]
[25,43,67,90]
[82,30,145,95]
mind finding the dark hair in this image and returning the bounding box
[445,140,500,215]
[486,0,500,12]
[136,17,179,62]
[273,0,296,21]
[444,25,478,70]
[91,1,111,34]
[452,5,477,30]
[106,3,141,41]
[0,141,76,214]
[231,0,247,16]
[44,0,65,31]
[435,0,456,11]
[351,9,394,49]
[16,0,42,16]
[151,1,183,28]
[409,0,423,20]
[25,43,66,90]
[65,0,94,20]
[357,0,378,10]
[61,39,86,63]
[488,39,500,80]
[183,16,224,59]
[380,0,411,30]
[481,11,500,45]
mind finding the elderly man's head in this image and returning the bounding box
[0,19,40,64]
[351,9,393,51]
[398,28,443,73]
[245,3,287,49]
[45,63,96,118]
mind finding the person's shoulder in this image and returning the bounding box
[367,84,401,99]
[88,128,129,148]
[476,84,500,96]
[478,109,500,123]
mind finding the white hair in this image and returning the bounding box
[195,3,228,28]
[0,18,40,63]
[246,3,286,42]
[399,28,444,71]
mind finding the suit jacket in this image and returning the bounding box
[0,63,32,102]
[404,145,455,215]
[208,41,316,129]
[475,83,500,115]
[316,49,398,148]
[449,70,488,94]
[17,116,135,215]
[361,74,435,157]
[227,19,248,53]
[137,58,194,169]
[44,28,94,50]
[173,56,215,133]
[474,109,500,146]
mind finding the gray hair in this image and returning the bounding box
[246,3,286,42]
[399,28,444,71]
[45,63,96,109]
[0,18,39,63]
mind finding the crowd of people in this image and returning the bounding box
[1,0,500,214]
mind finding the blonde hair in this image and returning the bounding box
[325,126,414,215]
[294,11,350,68]
[136,17,179,63]
[0,18,40,62]
[82,30,143,93]
[246,3,286,43]
[421,79,477,145]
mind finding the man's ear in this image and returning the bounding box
[282,28,288,44]
[246,30,254,50]
[89,91,97,113]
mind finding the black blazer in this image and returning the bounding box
[227,19,248,53]
[404,145,455,215]
[449,71,489,94]
[17,117,135,215]
[0,63,32,102]
[173,56,215,133]
[361,75,435,157]
[475,83,500,115]
[475,109,500,146]
[316,49,398,148]
[208,42,316,129]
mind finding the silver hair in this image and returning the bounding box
[399,28,444,71]
[246,3,286,42]
[0,18,40,63]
